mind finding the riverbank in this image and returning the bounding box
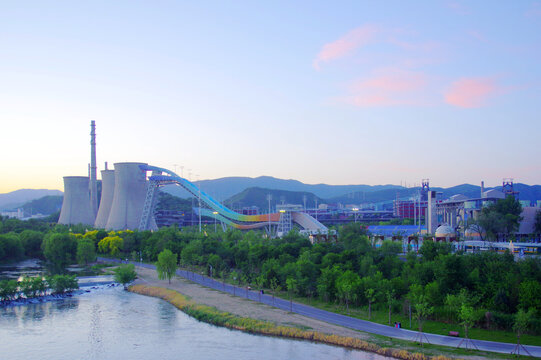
[132,267,520,360]
[130,284,447,360]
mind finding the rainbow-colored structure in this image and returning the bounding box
[138,164,328,234]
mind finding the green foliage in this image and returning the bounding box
[21,195,63,216]
[20,276,46,298]
[514,308,535,337]
[77,238,96,265]
[114,264,137,289]
[45,274,78,294]
[19,230,44,258]
[336,270,360,311]
[156,249,177,283]
[0,279,18,300]
[98,236,123,256]
[155,192,193,212]
[478,196,523,241]
[0,233,24,261]
[42,233,77,268]
[458,303,476,338]
[519,280,541,312]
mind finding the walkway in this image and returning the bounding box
[102,258,541,357]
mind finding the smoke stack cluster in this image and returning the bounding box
[58,121,157,230]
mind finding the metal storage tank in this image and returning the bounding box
[94,169,115,228]
[105,162,156,230]
[58,176,95,226]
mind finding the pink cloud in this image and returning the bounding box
[446,1,471,15]
[444,77,500,108]
[468,30,487,42]
[525,2,541,17]
[340,68,429,107]
[313,25,378,70]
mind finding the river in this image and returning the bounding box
[0,286,388,360]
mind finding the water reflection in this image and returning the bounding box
[0,287,389,360]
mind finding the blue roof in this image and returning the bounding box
[368,225,426,237]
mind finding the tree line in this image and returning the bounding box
[1,208,540,336]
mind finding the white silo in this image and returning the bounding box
[58,176,95,226]
[105,162,155,230]
[94,169,115,228]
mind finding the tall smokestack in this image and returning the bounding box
[90,120,98,216]
[481,181,485,197]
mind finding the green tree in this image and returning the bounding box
[365,288,377,320]
[269,277,280,306]
[156,249,177,284]
[0,233,24,261]
[77,238,96,265]
[114,264,137,289]
[409,284,434,346]
[458,303,476,342]
[46,274,78,294]
[336,270,360,313]
[513,308,535,356]
[19,230,44,258]
[386,288,395,326]
[286,277,298,312]
[42,233,77,269]
[0,280,19,301]
[478,196,523,243]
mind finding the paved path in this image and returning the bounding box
[102,258,541,357]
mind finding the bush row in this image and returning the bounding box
[0,275,78,301]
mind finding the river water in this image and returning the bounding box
[0,286,387,360]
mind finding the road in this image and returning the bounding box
[102,258,541,357]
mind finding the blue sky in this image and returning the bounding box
[1,1,540,192]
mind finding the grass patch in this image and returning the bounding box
[272,292,541,347]
[283,322,313,331]
[129,284,455,360]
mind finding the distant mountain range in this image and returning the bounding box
[162,176,541,208]
[223,187,326,211]
[2,178,540,215]
[162,176,402,201]
[0,189,63,210]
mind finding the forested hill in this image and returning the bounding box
[21,195,63,216]
[0,189,63,209]
[224,187,325,210]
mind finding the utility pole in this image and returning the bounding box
[197,174,201,232]
[267,194,272,236]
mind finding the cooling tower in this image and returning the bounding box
[94,169,115,228]
[105,162,156,230]
[58,176,95,226]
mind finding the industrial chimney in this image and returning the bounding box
[94,169,115,228]
[105,162,156,230]
[90,121,98,217]
[58,176,95,226]
[481,181,485,198]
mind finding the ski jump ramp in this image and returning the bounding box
[138,164,328,234]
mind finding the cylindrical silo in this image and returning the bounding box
[58,176,95,226]
[105,162,149,230]
[94,169,115,228]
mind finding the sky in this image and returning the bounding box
[1,1,540,193]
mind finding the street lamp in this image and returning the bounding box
[213,211,218,232]
[352,207,359,223]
